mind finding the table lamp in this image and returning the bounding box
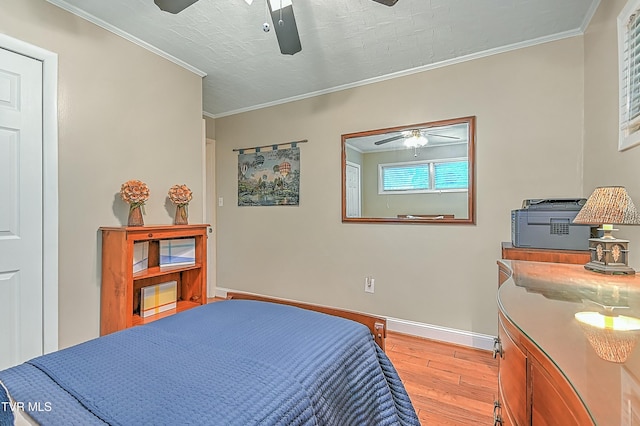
[573,186,640,275]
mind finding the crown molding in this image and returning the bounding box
[580,0,601,33]
[46,0,207,77]
[209,28,585,118]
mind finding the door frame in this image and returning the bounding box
[0,34,59,354]
[205,136,216,297]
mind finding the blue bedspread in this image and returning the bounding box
[0,300,419,425]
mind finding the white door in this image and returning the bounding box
[345,161,361,218]
[205,138,217,297]
[0,48,44,369]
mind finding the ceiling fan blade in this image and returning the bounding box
[374,134,404,145]
[426,133,460,140]
[267,0,302,55]
[154,0,199,14]
[371,0,399,6]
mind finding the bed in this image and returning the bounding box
[0,294,420,425]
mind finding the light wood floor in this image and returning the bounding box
[386,331,499,425]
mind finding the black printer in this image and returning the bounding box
[511,198,593,250]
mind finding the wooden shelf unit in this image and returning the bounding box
[100,224,208,336]
[501,242,590,265]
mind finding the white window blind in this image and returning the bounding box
[434,161,468,190]
[618,0,640,150]
[382,163,430,192]
[379,158,468,194]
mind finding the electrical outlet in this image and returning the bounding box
[365,276,375,293]
[218,197,224,207]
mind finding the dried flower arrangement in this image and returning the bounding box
[120,179,150,210]
[168,184,193,206]
[120,179,150,226]
[169,184,192,225]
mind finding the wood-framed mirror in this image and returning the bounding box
[341,116,475,224]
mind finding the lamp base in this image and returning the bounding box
[584,261,636,275]
[585,237,635,275]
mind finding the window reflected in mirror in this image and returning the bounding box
[342,116,475,224]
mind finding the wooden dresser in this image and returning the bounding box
[495,260,640,425]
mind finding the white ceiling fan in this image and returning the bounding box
[154,0,400,55]
[374,130,461,146]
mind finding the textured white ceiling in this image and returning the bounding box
[46,0,600,117]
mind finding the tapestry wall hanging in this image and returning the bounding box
[237,145,300,206]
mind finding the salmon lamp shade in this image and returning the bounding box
[573,187,640,275]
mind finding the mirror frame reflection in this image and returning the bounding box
[341,116,476,224]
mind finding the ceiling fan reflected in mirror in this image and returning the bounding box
[403,130,428,148]
[154,0,399,55]
[374,130,461,146]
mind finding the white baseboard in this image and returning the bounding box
[387,317,496,352]
[214,287,229,299]
[215,287,496,352]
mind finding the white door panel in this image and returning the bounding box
[0,47,43,369]
[345,162,361,218]
[0,128,19,235]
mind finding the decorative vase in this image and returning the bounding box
[174,204,188,225]
[128,205,144,226]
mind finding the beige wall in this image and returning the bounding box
[215,37,585,336]
[584,0,640,268]
[1,0,204,347]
